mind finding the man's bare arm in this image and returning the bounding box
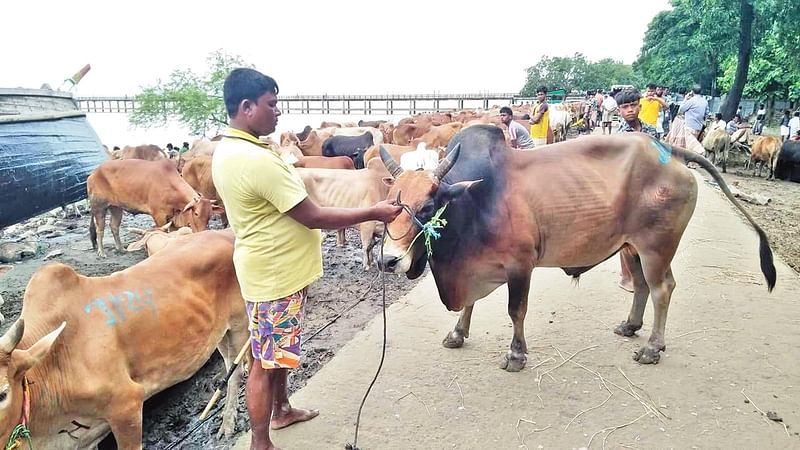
[286,197,401,230]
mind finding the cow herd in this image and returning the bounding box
[0,103,788,449]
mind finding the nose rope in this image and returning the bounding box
[385,190,449,261]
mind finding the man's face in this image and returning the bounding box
[536,92,546,103]
[500,111,512,125]
[655,87,664,96]
[244,91,281,136]
[645,87,655,98]
[618,101,641,122]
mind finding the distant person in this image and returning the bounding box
[753,103,766,134]
[180,141,191,153]
[780,110,791,142]
[736,104,743,117]
[166,143,174,152]
[595,89,604,127]
[677,84,708,155]
[500,106,535,149]
[656,85,670,137]
[710,113,726,132]
[638,83,667,128]
[727,114,751,145]
[600,92,617,135]
[528,85,550,148]
[790,111,800,139]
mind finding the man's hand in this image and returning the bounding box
[372,200,403,223]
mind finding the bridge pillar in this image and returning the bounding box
[411,100,416,115]
[458,99,464,110]
[367,99,372,114]
[434,99,440,112]
[389,100,393,115]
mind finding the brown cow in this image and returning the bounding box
[362,144,414,167]
[376,126,775,370]
[393,123,430,145]
[297,130,332,156]
[293,155,356,170]
[178,140,219,172]
[182,155,227,226]
[126,226,193,256]
[87,159,214,257]
[0,230,249,448]
[280,131,299,147]
[104,144,168,161]
[297,158,391,269]
[320,121,341,128]
[747,135,782,180]
[702,128,731,173]
[410,122,464,149]
[378,122,396,144]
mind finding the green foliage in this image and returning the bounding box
[718,29,800,99]
[130,50,254,136]
[520,53,639,96]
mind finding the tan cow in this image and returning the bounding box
[297,158,391,269]
[378,122,395,144]
[87,159,214,257]
[702,128,732,173]
[320,121,341,128]
[182,155,227,226]
[410,122,464,149]
[297,130,332,156]
[126,226,193,256]
[747,135,782,180]
[293,155,356,170]
[280,131,299,147]
[0,230,249,449]
[393,123,430,145]
[362,144,414,167]
[104,144,168,161]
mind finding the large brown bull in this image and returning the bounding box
[376,125,775,371]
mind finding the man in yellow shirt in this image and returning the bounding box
[528,85,550,148]
[212,68,401,450]
[638,83,667,128]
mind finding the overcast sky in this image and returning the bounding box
[3,0,671,97]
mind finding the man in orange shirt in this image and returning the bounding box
[638,83,667,129]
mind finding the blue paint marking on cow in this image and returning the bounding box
[651,139,672,165]
[84,288,156,326]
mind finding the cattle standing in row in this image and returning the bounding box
[377,126,775,371]
[321,132,374,169]
[87,159,215,257]
[0,230,248,448]
[297,158,391,269]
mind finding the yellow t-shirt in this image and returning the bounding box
[530,102,550,139]
[638,98,660,126]
[211,128,322,302]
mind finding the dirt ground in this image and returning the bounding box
[0,212,420,449]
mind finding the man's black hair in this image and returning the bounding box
[615,88,641,105]
[223,68,279,117]
[678,87,687,95]
[182,141,189,147]
[646,83,656,90]
[500,106,513,115]
[715,113,723,120]
[536,85,547,95]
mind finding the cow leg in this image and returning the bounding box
[110,206,125,253]
[106,383,145,450]
[500,273,531,372]
[633,261,676,365]
[92,208,108,258]
[360,223,376,270]
[614,248,649,337]
[442,305,474,349]
[336,228,346,247]
[216,330,248,438]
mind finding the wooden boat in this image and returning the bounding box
[0,87,106,228]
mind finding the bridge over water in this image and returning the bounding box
[76,93,542,115]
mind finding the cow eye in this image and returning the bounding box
[0,392,7,402]
[417,203,435,217]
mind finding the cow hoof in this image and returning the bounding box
[442,331,465,348]
[633,346,661,364]
[216,415,236,439]
[614,321,641,337]
[500,352,527,372]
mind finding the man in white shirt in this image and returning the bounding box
[601,93,617,135]
[789,111,800,138]
[710,113,726,132]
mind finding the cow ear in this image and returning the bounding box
[382,177,395,187]
[439,179,482,202]
[11,322,66,376]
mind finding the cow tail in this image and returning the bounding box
[667,140,776,291]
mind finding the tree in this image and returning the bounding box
[719,0,755,120]
[520,54,638,96]
[130,50,254,136]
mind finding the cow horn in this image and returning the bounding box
[433,143,461,181]
[379,145,403,178]
[0,318,24,354]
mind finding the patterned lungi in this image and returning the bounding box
[245,288,307,369]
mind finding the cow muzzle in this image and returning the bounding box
[377,242,414,274]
